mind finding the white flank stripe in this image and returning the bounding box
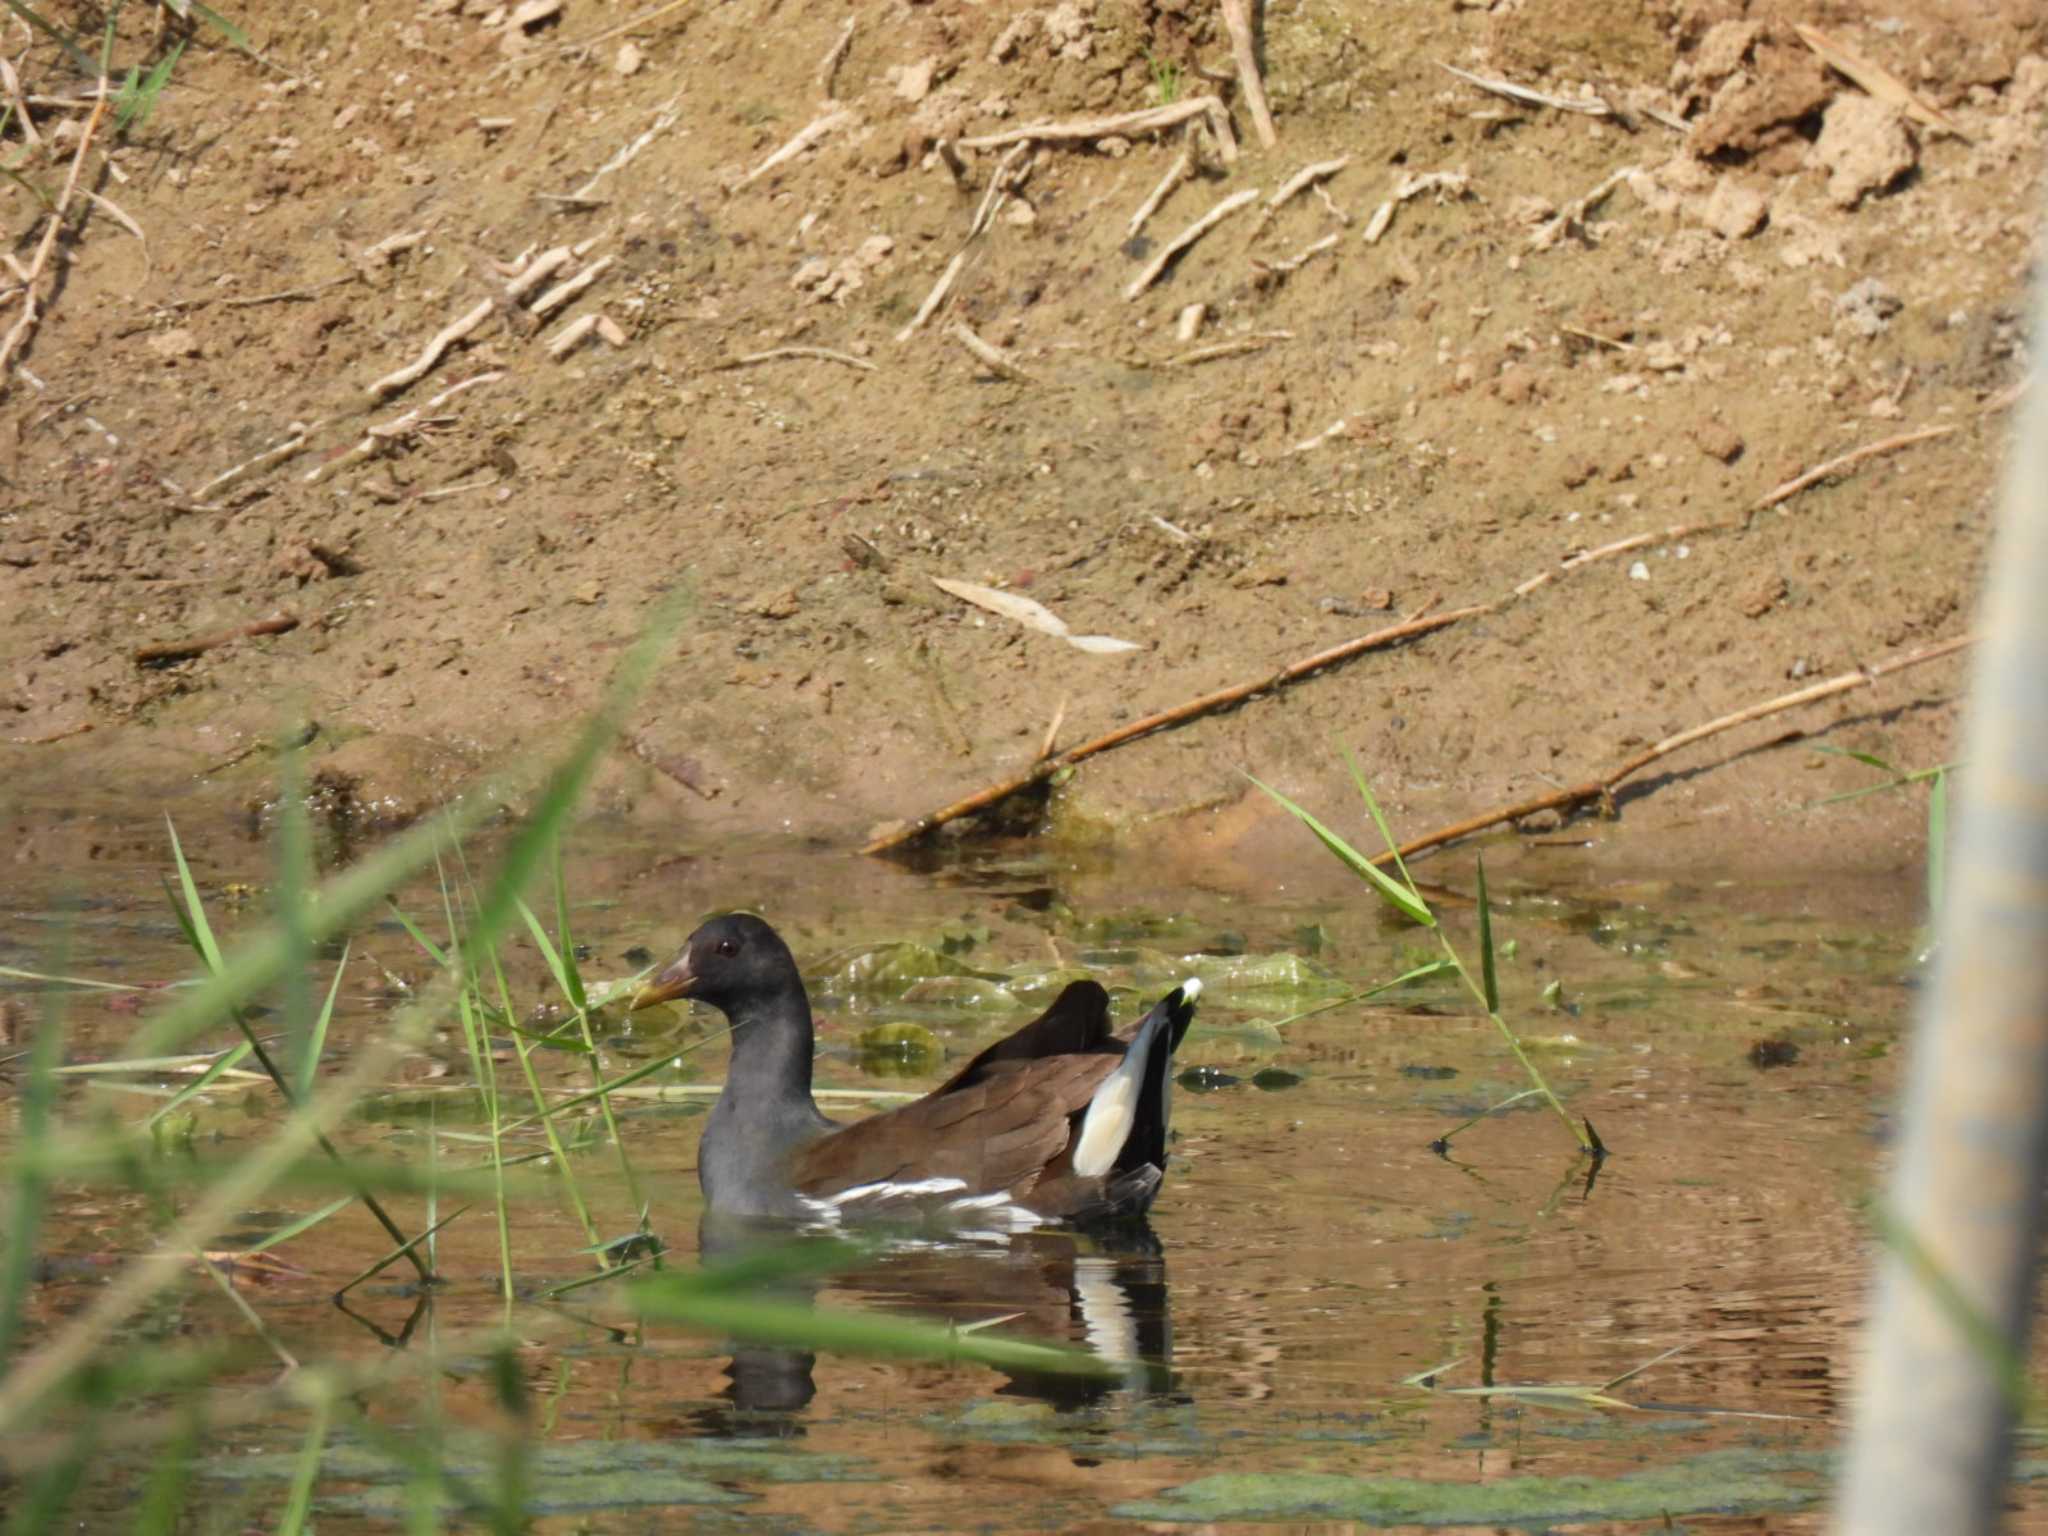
[825,1176,967,1207]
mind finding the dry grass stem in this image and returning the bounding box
[1793,23,1961,136]
[1172,330,1292,366]
[1384,633,1974,864]
[1,59,41,150]
[949,321,1036,383]
[896,141,1030,342]
[317,371,505,482]
[1363,170,1472,244]
[195,427,320,501]
[1751,425,1959,514]
[223,276,356,309]
[1258,156,1351,231]
[714,346,876,372]
[1126,186,1261,301]
[366,299,495,399]
[1255,232,1338,277]
[504,246,573,300]
[1440,61,1611,116]
[530,256,613,318]
[1529,165,1639,250]
[817,17,855,97]
[1127,147,1193,240]
[1219,0,1278,148]
[0,80,110,395]
[1513,519,1731,596]
[960,96,1236,162]
[737,108,857,191]
[569,92,683,201]
[863,601,1483,854]
[545,313,601,358]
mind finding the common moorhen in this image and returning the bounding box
[632,914,1200,1227]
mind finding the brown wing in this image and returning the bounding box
[930,980,1115,1095]
[790,1051,1120,1200]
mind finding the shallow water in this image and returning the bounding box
[4,807,2017,1531]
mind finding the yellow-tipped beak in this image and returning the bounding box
[630,952,698,1011]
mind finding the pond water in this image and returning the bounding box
[5,801,2025,1531]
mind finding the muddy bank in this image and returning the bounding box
[3,0,2039,873]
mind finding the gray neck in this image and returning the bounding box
[700,992,829,1217]
[723,991,816,1106]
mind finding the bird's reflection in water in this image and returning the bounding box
[689,1211,1177,1437]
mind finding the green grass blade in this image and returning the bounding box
[386,900,451,969]
[1341,745,1433,909]
[299,943,350,1103]
[517,898,577,1004]
[1476,855,1500,1015]
[131,1410,202,1536]
[274,1391,330,1536]
[1248,774,1434,926]
[274,745,317,1099]
[187,0,253,51]
[146,1040,256,1128]
[237,1195,355,1257]
[115,39,182,134]
[164,816,225,974]
[0,988,63,1365]
[0,966,156,992]
[550,844,589,1012]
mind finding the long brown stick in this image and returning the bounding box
[135,614,299,666]
[1378,632,1976,865]
[1752,425,1959,514]
[861,602,1488,855]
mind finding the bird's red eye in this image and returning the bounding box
[715,938,739,957]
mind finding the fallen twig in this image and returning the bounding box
[1126,186,1261,301]
[1253,232,1338,280]
[566,92,683,202]
[312,372,505,483]
[194,424,322,501]
[365,299,496,399]
[0,78,110,396]
[1128,146,1193,241]
[817,16,855,97]
[222,276,357,309]
[1378,633,1975,865]
[1513,518,1731,597]
[135,614,300,667]
[1529,165,1639,250]
[960,96,1237,162]
[712,346,876,372]
[529,256,613,318]
[1793,23,1961,137]
[862,601,1486,855]
[1172,330,1293,366]
[736,108,857,191]
[1220,0,1278,149]
[1439,61,1610,116]
[1363,170,1472,244]
[949,321,1036,383]
[897,141,1031,342]
[1751,425,1959,515]
[1257,156,1350,232]
[9,722,92,746]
